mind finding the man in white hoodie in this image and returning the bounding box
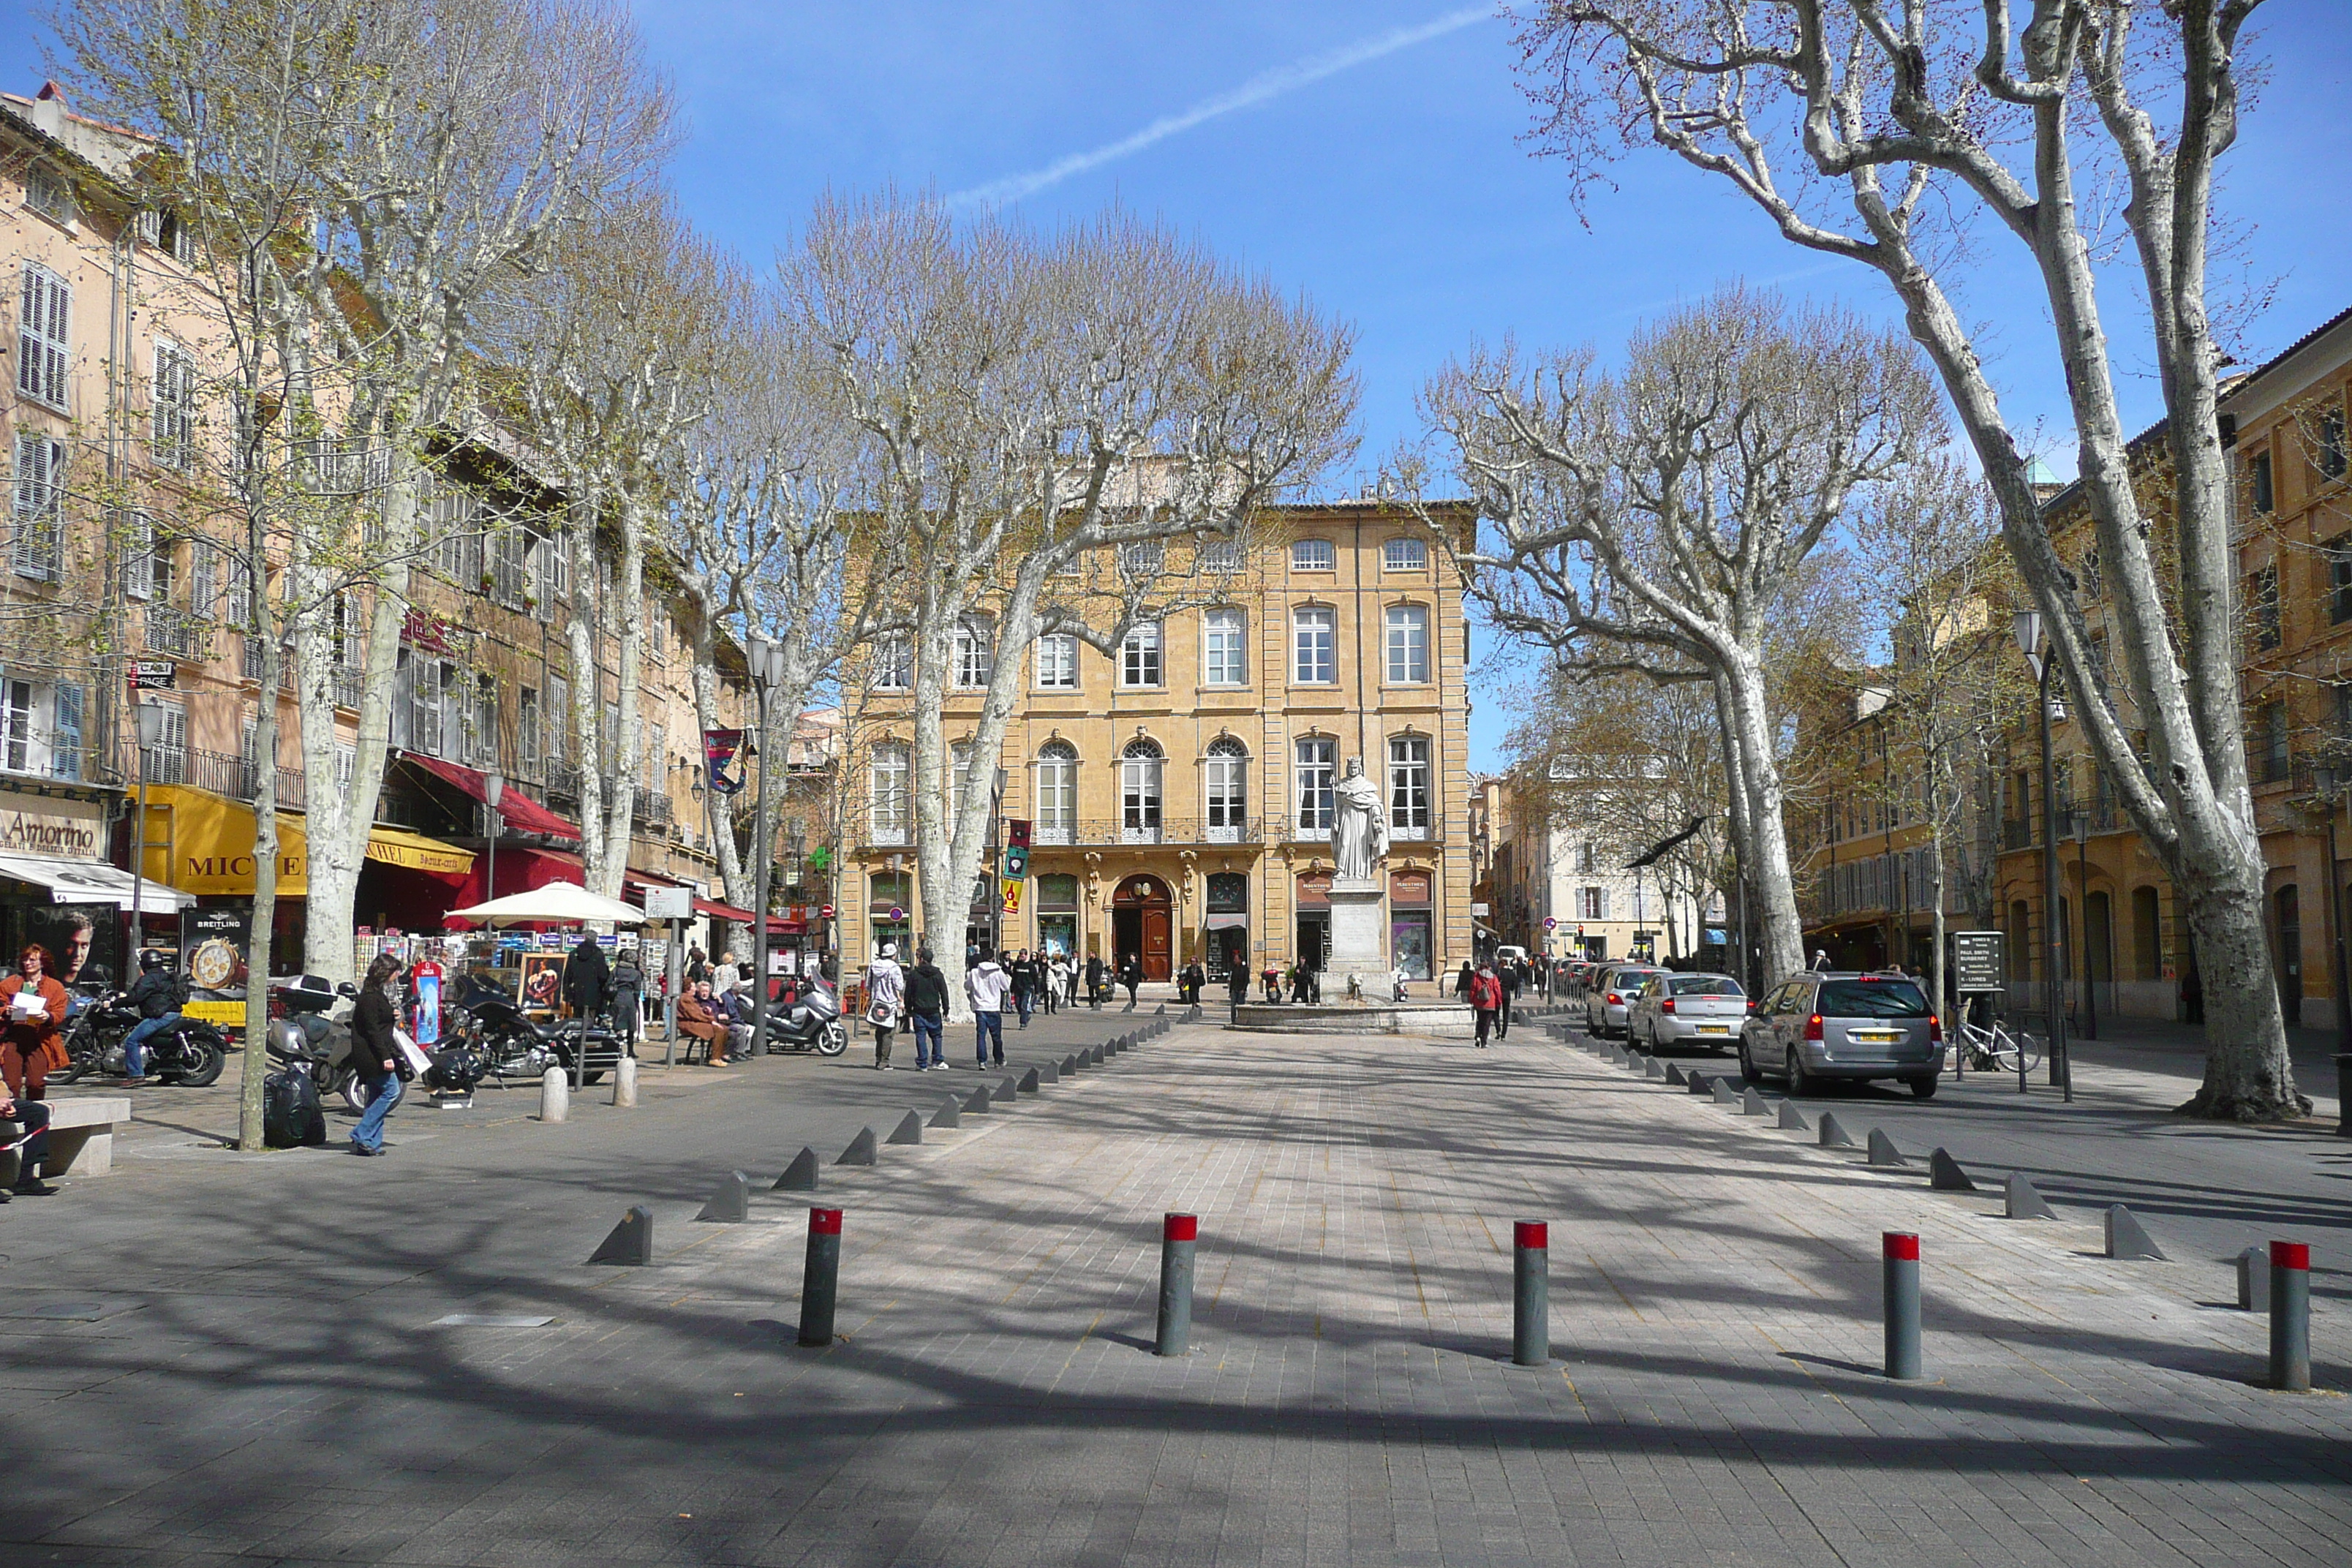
[966,950,1011,1069]
[864,943,905,1071]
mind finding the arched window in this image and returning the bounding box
[1294,735,1335,834]
[1205,735,1248,843]
[1036,739,1077,845]
[1388,734,1431,838]
[1121,737,1164,843]
[870,742,910,845]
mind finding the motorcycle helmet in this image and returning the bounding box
[139,947,168,973]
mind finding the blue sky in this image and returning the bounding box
[11,1,2349,768]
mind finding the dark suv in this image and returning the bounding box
[1738,970,1942,1098]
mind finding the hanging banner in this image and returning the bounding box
[1000,878,1023,916]
[703,728,749,795]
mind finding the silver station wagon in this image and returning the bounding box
[1737,970,1943,1098]
[1627,972,1746,1053]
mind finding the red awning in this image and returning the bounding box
[400,753,580,839]
[694,896,796,935]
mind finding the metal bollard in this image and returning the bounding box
[611,1054,638,1108]
[1512,1221,1550,1367]
[1882,1232,1921,1380]
[539,1066,569,1123]
[1156,1213,1196,1357]
[799,1207,843,1347]
[2271,1240,2312,1392]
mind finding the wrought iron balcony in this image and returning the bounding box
[632,786,673,826]
[143,609,210,661]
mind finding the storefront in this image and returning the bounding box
[1390,869,1433,981]
[1294,870,1330,971]
[1036,872,1079,960]
[0,783,189,986]
[867,868,911,960]
[1203,871,1248,980]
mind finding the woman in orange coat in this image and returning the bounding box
[0,944,72,1098]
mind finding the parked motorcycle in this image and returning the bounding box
[264,975,365,1110]
[765,976,848,1055]
[451,980,625,1086]
[53,990,227,1087]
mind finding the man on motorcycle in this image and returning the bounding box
[116,949,186,1085]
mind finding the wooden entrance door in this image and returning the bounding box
[1113,874,1175,982]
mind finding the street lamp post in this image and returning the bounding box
[2309,764,2352,1137]
[987,767,1009,959]
[129,700,163,958]
[2013,612,2071,1100]
[2070,807,2097,1041]
[745,637,783,1058]
[482,769,504,905]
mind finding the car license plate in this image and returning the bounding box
[1852,1029,1901,1044]
[1697,1024,1730,1035]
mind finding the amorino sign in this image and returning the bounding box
[0,791,103,860]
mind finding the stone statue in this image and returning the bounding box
[1330,758,1389,883]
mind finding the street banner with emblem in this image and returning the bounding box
[703,728,749,794]
[1000,878,1023,916]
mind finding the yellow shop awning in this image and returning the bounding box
[142,785,475,897]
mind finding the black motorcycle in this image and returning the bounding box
[54,990,227,1087]
[453,984,625,1086]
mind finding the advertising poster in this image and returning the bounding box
[4,900,127,993]
[178,905,252,1028]
[518,951,565,1015]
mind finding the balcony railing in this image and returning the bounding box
[1284,815,1444,846]
[241,636,295,692]
[2002,818,2032,851]
[632,786,672,826]
[1033,818,1267,848]
[546,761,582,808]
[143,609,211,661]
[175,747,308,810]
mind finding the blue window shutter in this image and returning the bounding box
[50,682,81,780]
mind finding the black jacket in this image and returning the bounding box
[127,968,180,1020]
[351,989,399,1085]
[609,960,644,996]
[903,962,949,1019]
[564,939,610,1014]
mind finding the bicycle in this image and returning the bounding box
[1952,1017,2043,1075]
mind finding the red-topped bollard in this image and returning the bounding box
[2271,1240,2312,1392]
[1883,1232,1921,1380]
[1513,1221,1550,1366]
[1157,1213,1197,1357]
[799,1207,843,1347]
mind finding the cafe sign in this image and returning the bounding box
[0,793,102,859]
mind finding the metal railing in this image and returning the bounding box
[174,747,309,810]
[1030,817,1267,848]
[143,609,211,661]
[632,786,672,826]
[2002,818,2032,851]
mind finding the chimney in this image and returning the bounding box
[30,80,67,139]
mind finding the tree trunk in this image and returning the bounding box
[686,615,750,908]
[1719,651,1803,982]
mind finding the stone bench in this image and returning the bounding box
[3,1096,132,1180]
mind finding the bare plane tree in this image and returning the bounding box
[1518,1,2301,1115]
[1409,290,1942,984]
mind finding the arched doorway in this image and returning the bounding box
[1113,873,1173,981]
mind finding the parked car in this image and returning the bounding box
[1627,972,1746,1052]
[1583,964,1667,1038]
[1738,970,1942,1097]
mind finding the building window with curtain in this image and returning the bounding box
[1036,739,1077,845]
[954,617,993,689]
[1205,736,1248,843]
[1120,621,1161,687]
[870,742,910,844]
[1385,604,1430,683]
[1035,633,1077,689]
[1294,736,1335,834]
[1121,737,1164,843]
[1292,606,1335,684]
[1388,734,1431,838]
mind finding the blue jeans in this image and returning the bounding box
[911,1012,943,1068]
[352,1074,402,1153]
[1015,988,1033,1027]
[973,1010,1003,1066]
[121,1013,186,1077]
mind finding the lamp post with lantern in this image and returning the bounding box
[129,698,164,955]
[2013,611,2071,1098]
[482,769,503,904]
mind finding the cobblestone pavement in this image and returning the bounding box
[2,1010,2348,1567]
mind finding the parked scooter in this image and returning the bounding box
[264,974,365,1109]
[53,989,227,1087]
[764,976,848,1055]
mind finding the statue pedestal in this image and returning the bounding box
[1325,877,1387,982]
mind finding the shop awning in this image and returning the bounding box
[0,850,193,912]
[399,752,580,840]
[144,785,475,897]
[1203,913,1248,931]
[693,897,796,934]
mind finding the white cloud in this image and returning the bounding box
[950,7,1492,209]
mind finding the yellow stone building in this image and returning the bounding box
[841,500,1477,984]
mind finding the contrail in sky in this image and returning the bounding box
[949,7,1492,209]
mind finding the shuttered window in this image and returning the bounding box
[17,262,69,410]
[50,682,81,780]
[153,339,196,468]
[11,434,64,581]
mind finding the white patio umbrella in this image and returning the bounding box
[442,879,647,928]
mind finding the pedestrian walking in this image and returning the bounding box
[348,952,404,1156]
[1010,950,1037,1028]
[1453,960,1473,1000]
[686,946,709,986]
[1058,954,1079,1009]
[864,943,905,1070]
[1469,960,1503,1048]
[968,952,1011,1068]
[1498,959,1520,1040]
[608,949,644,1048]
[1119,952,1142,1011]
[904,946,949,1071]
[1227,960,1251,1020]
[564,932,610,1025]
[1085,954,1106,1011]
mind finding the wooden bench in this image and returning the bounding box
[2,1096,132,1180]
